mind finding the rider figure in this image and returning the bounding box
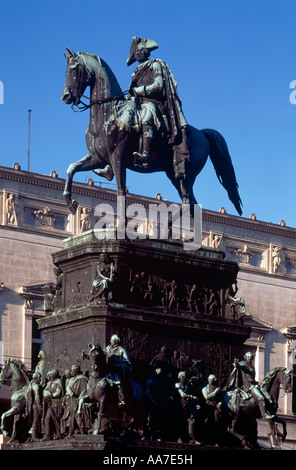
[127,36,189,173]
[227,352,274,420]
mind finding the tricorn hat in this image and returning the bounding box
[126,36,159,66]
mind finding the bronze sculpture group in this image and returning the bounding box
[1,37,291,452]
[0,340,292,450]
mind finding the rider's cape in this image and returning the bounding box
[115,58,189,178]
[226,363,244,390]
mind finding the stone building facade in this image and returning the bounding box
[0,163,295,436]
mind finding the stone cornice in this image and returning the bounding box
[202,210,296,240]
[0,165,295,240]
[0,166,117,202]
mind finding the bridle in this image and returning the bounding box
[71,90,129,112]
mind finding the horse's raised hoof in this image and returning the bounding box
[68,200,78,214]
[64,194,79,215]
[93,165,114,181]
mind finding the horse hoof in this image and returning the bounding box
[69,200,78,214]
[93,165,114,181]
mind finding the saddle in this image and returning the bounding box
[113,99,190,177]
[112,99,140,133]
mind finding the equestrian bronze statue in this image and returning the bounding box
[61,38,243,218]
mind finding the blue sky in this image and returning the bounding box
[1,0,296,227]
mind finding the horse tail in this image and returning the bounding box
[201,128,243,215]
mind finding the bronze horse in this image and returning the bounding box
[0,359,30,443]
[221,367,293,449]
[77,343,145,436]
[61,49,242,218]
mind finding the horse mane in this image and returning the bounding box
[77,51,102,65]
[77,51,122,96]
[260,366,286,389]
[9,359,30,384]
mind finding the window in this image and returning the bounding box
[31,316,44,370]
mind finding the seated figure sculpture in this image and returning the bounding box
[227,352,274,420]
[126,36,189,172]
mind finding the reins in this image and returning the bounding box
[71,90,129,112]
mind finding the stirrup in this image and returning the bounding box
[133,152,149,168]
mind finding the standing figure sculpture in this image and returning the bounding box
[202,374,222,445]
[35,350,46,387]
[175,371,201,445]
[64,365,88,437]
[105,334,132,408]
[42,369,63,440]
[144,368,173,441]
[126,36,189,174]
[27,372,43,442]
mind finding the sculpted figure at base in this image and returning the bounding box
[202,374,222,445]
[227,352,274,420]
[42,369,64,440]
[144,367,175,441]
[175,371,201,445]
[63,365,88,437]
[27,372,43,442]
[0,349,293,448]
[35,350,46,387]
[105,334,132,408]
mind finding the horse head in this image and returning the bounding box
[260,367,293,403]
[88,342,106,375]
[282,368,293,393]
[0,359,29,387]
[0,358,16,383]
[61,48,93,106]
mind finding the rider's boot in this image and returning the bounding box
[133,152,149,168]
[117,384,126,408]
[133,124,153,168]
[258,398,274,420]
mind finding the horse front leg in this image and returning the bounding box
[94,394,106,435]
[1,406,19,440]
[63,153,100,214]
